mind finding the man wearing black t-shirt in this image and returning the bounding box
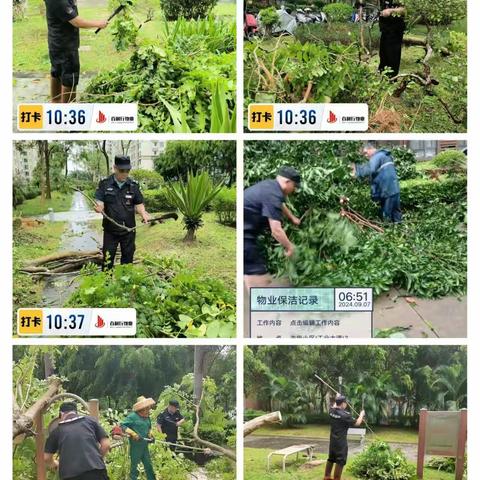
[378,0,406,77]
[44,402,111,480]
[44,0,108,103]
[324,395,365,480]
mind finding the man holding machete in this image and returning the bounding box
[44,0,109,103]
[94,155,151,270]
[324,394,365,480]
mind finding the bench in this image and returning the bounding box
[347,428,367,447]
[267,444,315,472]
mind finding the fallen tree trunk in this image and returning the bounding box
[25,251,101,267]
[21,251,103,276]
[244,411,283,437]
[13,378,62,440]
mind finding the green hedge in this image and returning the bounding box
[323,2,354,22]
[211,187,236,226]
[143,189,178,212]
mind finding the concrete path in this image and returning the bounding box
[374,287,467,338]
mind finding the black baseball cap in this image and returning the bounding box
[114,155,132,170]
[169,400,180,408]
[59,402,77,413]
[278,166,301,186]
[335,395,347,405]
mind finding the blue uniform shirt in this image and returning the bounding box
[244,179,285,241]
[355,149,400,200]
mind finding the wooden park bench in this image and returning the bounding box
[267,444,315,472]
[347,428,367,447]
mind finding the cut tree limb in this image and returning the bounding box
[13,378,62,440]
[243,411,283,437]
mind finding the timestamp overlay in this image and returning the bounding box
[17,104,138,131]
[250,287,373,338]
[17,308,136,336]
[248,103,368,131]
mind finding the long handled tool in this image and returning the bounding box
[314,373,376,437]
[95,0,133,34]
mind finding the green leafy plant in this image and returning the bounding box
[390,147,418,180]
[323,2,354,22]
[164,171,223,242]
[434,149,467,173]
[160,0,218,21]
[349,441,416,479]
[67,257,236,338]
[259,7,280,36]
[211,187,236,226]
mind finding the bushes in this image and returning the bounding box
[323,2,354,22]
[212,187,236,226]
[130,169,164,190]
[161,0,218,21]
[143,189,178,212]
[259,7,280,35]
[67,257,236,338]
[349,441,416,480]
[434,149,467,173]
[391,147,418,180]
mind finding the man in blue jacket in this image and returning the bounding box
[352,143,402,223]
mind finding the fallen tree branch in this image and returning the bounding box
[13,378,62,440]
[193,385,236,461]
[244,411,282,437]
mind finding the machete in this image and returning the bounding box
[145,212,179,226]
[95,0,134,34]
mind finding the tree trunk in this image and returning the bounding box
[243,411,283,437]
[13,378,62,440]
[37,141,46,201]
[183,228,196,243]
[43,353,55,378]
[96,140,110,175]
[44,142,52,200]
[194,347,209,403]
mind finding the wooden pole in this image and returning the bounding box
[88,399,100,419]
[417,408,427,479]
[455,409,467,480]
[35,413,46,480]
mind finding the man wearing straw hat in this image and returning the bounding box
[121,396,156,480]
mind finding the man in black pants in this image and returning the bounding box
[44,402,111,480]
[156,400,185,452]
[44,0,108,102]
[324,395,365,480]
[95,156,151,270]
[378,0,406,77]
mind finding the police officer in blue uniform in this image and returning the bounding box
[378,0,406,77]
[94,156,151,270]
[352,143,402,223]
[156,400,185,452]
[44,0,108,102]
[324,395,365,480]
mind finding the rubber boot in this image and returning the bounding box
[333,464,344,480]
[324,460,334,479]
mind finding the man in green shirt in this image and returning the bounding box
[121,396,156,480]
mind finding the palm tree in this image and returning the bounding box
[431,364,467,411]
[164,171,223,242]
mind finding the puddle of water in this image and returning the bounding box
[41,192,102,306]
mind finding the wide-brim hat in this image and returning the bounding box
[133,396,156,412]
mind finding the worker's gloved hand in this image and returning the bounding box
[125,428,140,441]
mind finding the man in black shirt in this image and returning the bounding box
[324,395,365,480]
[243,166,301,284]
[156,400,185,451]
[44,402,111,480]
[94,155,151,270]
[44,0,109,102]
[378,0,406,77]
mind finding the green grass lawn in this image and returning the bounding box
[13,221,67,329]
[244,448,455,480]
[250,424,419,444]
[14,191,73,217]
[13,0,235,74]
[135,211,236,290]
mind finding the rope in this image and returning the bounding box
[314,373,377,437]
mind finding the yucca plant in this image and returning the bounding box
[164,171,223,242]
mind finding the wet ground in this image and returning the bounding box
[40,192,102,306]
[245,435,419,462]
